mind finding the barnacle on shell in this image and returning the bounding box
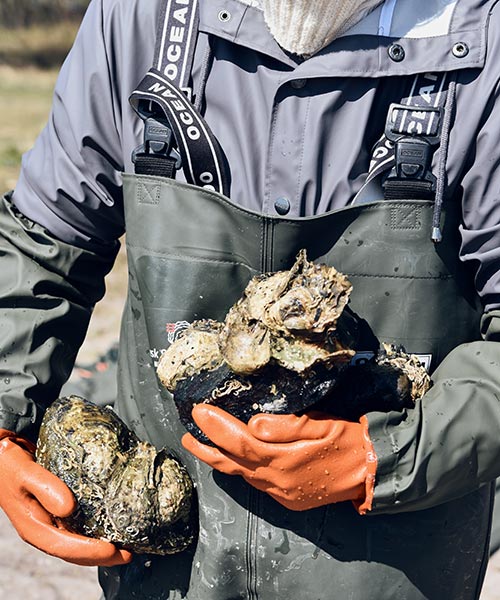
[36,396,195,555]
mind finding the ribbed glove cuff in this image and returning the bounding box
[352,415,377,515]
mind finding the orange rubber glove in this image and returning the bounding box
[0,429,132,566]
[182,406,377,513]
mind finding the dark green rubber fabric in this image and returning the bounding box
[0,193,118,442]
[98,174,494,600]
[371,307,500,513]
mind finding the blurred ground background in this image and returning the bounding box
[0,3,499,599]
[0,4,124,598]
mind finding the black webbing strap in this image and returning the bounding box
[134,154,177,178]
[130,0,230,196]
[130,70,230,195]
[154,0,199,97]
[366,72,448,200]
[382,178,434,201]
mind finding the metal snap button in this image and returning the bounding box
[218,9,231,22]
[388,43,405,62]
[290,79,307,89]
[452,42,469,58]
[274,197,291,215]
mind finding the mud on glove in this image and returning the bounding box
[0,428,132,566]
[182,406,377,513]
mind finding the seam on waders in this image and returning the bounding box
[268,219,276,272]
[124,245,255,271]
[312,506,329,560]
[260,217,274,274]
[260,219,266,273]
[245,488,259,599]
[384,412,399,505]
[126,175,436,225]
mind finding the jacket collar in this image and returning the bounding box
[200,0,494,75]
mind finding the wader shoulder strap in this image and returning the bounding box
[154,0,199,97]
[129,0,230,196]
[367,71,449,202]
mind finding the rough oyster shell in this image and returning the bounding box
[36,396,195,555]
[158,250,356,391]
[314,344,432,421]
[156,251,431,441]
[220,249,355,373]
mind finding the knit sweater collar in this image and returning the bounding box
[234,0,384,56]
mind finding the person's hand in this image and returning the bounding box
[182,406,377,513]
[0,429,133,566]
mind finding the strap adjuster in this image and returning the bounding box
[132,116,181,169]
[383,103,443,194]
[385,103,443,145]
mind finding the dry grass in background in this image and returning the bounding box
[0,66,57,191]
[0,21,80,68]
[0,23,127,362]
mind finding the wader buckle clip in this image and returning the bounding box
[386,137,437,191]
[383,103,443,193]
[132,116,182,169]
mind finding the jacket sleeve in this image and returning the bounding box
[12,0,127,248]
[0,0,128,441]
[368,71,500,514]
[0,193,117,442]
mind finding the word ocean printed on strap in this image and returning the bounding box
[129,0,230,196]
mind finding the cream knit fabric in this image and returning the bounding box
[238,0,384,56]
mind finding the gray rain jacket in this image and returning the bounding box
[2,0,500,597]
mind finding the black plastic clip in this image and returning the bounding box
[383,103,443,194]
[384,103,443,145]
[390,137,436,190]
[132,116,181,169]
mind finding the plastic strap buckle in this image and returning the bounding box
[383,103,443,192]
[132,116,181,169]
[388,137,436,191]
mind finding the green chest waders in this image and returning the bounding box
[99,4,491,598]
[98,174,490,600]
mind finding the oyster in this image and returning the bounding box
[314,343,431,421]
[157,251,359,440]
[157,251,431,441]
[36,396,195,555]
[219,249,355,374]
[158,250,357,389]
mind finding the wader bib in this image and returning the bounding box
[99,3,491,597]
[98,175,491,600]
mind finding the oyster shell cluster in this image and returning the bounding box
[157,251,431,440]
[36,396,195,555]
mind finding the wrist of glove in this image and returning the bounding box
[0,428,132,566]
[182,406,377,513]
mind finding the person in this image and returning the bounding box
[1,0,500,598]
